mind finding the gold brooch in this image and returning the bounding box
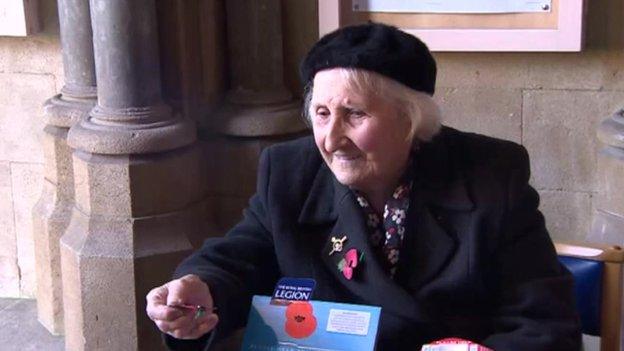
[329,235,348,256]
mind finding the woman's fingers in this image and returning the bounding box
[146,285,184,322]
[148,304,184,321]
[158,314,193,334]
[189,314,219,339]
[151,301,219,339]
[166,274,212,308]
[147,275,218,339]
[168,313,219,340]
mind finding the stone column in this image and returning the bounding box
[214,0,306,136]
[61,0,203,350]
[33,0,96,335]
[591,108,624,245]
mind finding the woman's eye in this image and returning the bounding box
[315,109,330,118]
[350,110,366,118]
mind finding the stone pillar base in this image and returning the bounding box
[214,100,307,137]
[61,146,206,351]
[61,211,198,351]
[33,126,73,335]
[68,113,197,155]
[34,95,94,335]
[44,94,95,128]
[33,183,73,335]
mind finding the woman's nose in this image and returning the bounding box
[324,116,347,153]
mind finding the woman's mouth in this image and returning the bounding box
[333,154,360,161]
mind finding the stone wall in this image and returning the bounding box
[0,1,62,297]
[433,0,624,243]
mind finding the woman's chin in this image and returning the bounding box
[333,172,365,190]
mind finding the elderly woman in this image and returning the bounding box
[147,23,581,350]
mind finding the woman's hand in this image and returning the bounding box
[146,274,219,340]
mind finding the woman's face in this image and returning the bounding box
[310,69,413,196]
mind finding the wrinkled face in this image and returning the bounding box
[310,69,413,196]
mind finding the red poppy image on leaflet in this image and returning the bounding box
[284,301,318,339]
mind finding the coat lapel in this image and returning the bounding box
[397,188,459,292]
[398,127,474,291]
[321,178,429,321]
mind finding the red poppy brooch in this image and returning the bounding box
[337,248,364,280]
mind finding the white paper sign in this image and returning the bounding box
[326,309,371,336]
[352,0,552,13]
[0,1,39,36]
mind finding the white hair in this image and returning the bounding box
[302,68,442,142]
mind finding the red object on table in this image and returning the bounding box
[421,337,493,351]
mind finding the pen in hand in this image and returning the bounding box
[167,303,217,320]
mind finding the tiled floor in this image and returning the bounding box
[0,298,64,351]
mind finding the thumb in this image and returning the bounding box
[147,284,184,321]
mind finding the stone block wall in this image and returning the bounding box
[433,0,624,242]
[0,1,62,297]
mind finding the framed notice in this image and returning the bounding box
[318,0,586,52]
[0,0,40,37]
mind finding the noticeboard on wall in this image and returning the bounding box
[0,0,40,37]
[318,0,586,52]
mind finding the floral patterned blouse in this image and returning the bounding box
[353,177,413,278]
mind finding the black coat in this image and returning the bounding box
[166,127,581,351]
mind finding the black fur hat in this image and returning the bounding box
[300,22,437,95]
